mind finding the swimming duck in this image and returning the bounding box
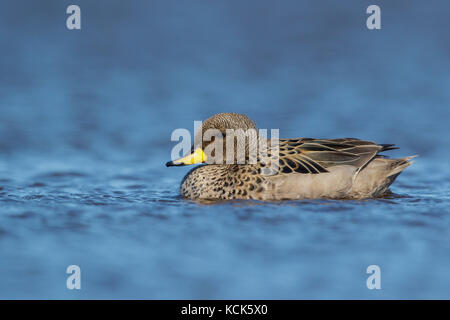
[166,113,414,200]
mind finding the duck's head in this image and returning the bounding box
[166,113,259,167]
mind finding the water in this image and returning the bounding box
[1,0,449,299]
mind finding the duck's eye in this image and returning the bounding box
[204,134,221,149]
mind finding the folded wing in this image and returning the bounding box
[265,138,397,175]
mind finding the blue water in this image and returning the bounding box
[1,0,449,299]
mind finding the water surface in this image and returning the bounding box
[0,0,449,299]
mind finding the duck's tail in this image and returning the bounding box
[351,155,416,198]
[386,155,417,178]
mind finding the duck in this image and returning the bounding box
[166,113,414,200]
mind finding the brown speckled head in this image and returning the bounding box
[193,113,259,164]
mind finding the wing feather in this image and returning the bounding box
[264,138,396,175]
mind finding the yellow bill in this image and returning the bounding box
[166,148,207,167]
